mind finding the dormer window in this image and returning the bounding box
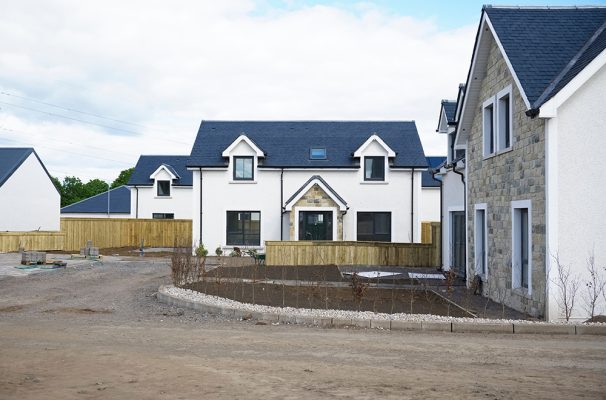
[233,156,254,181]
[157,180,171,196]
[310,148,327,160]
[364,157,385,181]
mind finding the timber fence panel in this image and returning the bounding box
[0,232,65,252]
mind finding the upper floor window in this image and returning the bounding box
[483,85,513,157]
[496,86,512,151]
[310,147,327,160]
[483,99,495,156]
[364,156,385,181]
[157,180,170,196]
[233,156,254,181]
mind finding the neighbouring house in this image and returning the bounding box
[0,147,60,231]
[60,185,132,218]
[127,155,193,219]
[454,6,606,320]
[187,121,427,252]
[435,87,466,276]
[420,156,446,223]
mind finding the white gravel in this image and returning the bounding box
[162,285,604,326]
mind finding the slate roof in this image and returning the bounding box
[128,155,192,186]
[61,185,131,214]
[0,147,56,191]
[442,101,457,124]
[422,156,446,187]
[188,121,427,169]
[485,6,606,108]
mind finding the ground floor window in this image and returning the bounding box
[226,211,260,246]
[474,205,487,276]
[298,211,333,240]
[512,200,531,292]
[357,212,391,242]
[152,213,174,219]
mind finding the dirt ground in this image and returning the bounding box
[0,254,605,399]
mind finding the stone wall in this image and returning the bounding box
[289,184,343,240]
[467,37,546,317]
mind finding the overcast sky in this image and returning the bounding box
[1,0,601,183]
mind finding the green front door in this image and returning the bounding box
[298,211,333,240]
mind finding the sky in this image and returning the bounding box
[1,0,604,183]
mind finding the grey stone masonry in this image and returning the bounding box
[466,37,546,318]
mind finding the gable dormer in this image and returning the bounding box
[353,134,396,183]
[150,164,180,197]
[222,134,265,182]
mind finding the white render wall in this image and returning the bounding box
[0,153,60,231]
[421,187,440,222]
[547,63,606,321]
[130,168,193,220]
[440,168,465,271]
[61,213,131,219]
[192,168,423,252]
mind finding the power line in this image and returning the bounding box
[0,99,191,145]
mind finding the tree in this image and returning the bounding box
[60,176,86,207]
[84,179,109,198]
[111,167,134,189]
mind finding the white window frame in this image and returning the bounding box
[496,85,513,152]
[474,203,488,279]
[482,97,496,157]
[511,199,532,295]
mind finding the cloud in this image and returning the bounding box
[0,0,475,181]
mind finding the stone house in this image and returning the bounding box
[453,6,606,320]
[186,121,427,253]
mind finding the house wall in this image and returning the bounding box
[547,63,606,320]
[466,37,546,317]
[441,168,465,270]
[0,153,60,231]
[130,169,192,220]
[192,168,422,252]
[421,187,440,222]
[61,213,132,219]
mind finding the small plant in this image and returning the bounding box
[195,243,209,258]
[230,247,242,257]
[215,247,223,257]
[552,252,580,321]
[582,249,605,320]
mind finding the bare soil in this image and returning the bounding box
[0,255,605,399]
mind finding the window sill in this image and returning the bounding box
[497,147,513,155]
[360,181,388,185]
[512,287,532,298]
[155,196,172,199]
[483,146,513,160]
[229,180,257,184]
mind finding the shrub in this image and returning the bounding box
[215,247,223,257]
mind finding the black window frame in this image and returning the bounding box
[152,213,174,219]
[157,180,171,196]
[309,147,327,160]
[233,156,254,181]
[356,212,391,242]
[364,156,385,181]
[226,211,261,246]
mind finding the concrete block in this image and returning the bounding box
[278,314,297,324]
[352,319,371,329]
[370,319,391,330]
[574,325,606,336]
[513,323,575,335]
[452,322,513,334]
[295,315,315,325]
[260,312,279,322]
[313,317,333,327]
[390,320,423,331]
[332,318,353,328]
[421,321,452,332]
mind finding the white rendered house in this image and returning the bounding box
[420,156,446,223]
[128,155,192,219]
[187,121,428,252]
[0,147,60,231]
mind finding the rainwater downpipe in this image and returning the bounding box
[135,187,139,219]
[199,168,203,244]
[280,168,284,240]
[410,167,415,243]
[453,160,466,280]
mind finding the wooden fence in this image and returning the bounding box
[421,222,433,244]
[60,218,192,251]
[0,231,65,253]
[266,222,441,267]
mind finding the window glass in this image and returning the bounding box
[226,211,260,245]
[483,103,494,155]
[157,181,170,196]
[152,213,174,219]
[357,212,391,242]
[234,157,254,180]
[364,157,385,181]
[310,148,327,160]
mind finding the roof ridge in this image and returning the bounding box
[200,119,416,123]
[484,5,606,10]
[533,20,606,108]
